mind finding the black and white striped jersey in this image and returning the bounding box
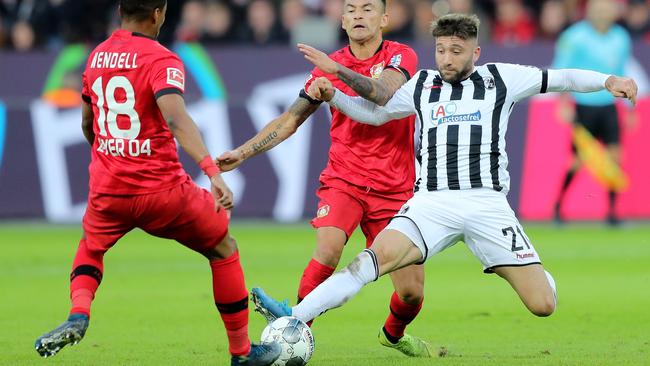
[383,63,549,194]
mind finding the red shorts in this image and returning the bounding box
[310,177,412,247]
[82,179,229,253]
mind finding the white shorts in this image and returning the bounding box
[385,188,541,273]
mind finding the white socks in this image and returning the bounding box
[293,249,379,322]
[545,270,557,307]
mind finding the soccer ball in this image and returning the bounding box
[260,316,315,366]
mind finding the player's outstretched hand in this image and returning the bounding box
[605,76,638,106]
[298,43,338,74]
[210,174,234,210]
[216,150,243,172]
[308,77,335,102]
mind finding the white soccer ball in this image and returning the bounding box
[260,316,315,366]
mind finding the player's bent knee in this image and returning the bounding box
[201,235,237,260]
[396,290,423,305]
[313,243,344,267]
[530,296,556,317]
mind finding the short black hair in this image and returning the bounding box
[345,0,387,11]
[431,13,480,40]
[119,0,167,21]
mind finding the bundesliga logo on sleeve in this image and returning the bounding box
[166,67,184,89]
[388,54,402,68]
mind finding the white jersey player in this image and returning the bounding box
[250,14,638,327]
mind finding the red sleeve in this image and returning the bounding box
[303,66,326,93]
[150,53,186,99]
[81,71,91,104]
[384,46,418,80]
[300,66,327,103]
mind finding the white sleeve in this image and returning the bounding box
[329,72,418,126]
[546,69,610,93]
[493,63,546,102]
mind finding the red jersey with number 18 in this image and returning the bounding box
[81,29,188,195]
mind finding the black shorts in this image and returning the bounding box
[574,104,620,146]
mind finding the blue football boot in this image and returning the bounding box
[35,313,89,357]
[250,287,292,323]
[230,342,282,366]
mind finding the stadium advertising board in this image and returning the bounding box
[0,44,648,222]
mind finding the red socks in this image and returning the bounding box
[383,291,423,340]
[297,259,335,303]
[210,251,250,356]
[69,239,104,317]
[69,240,252,357]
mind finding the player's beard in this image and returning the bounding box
[439,59,474,84]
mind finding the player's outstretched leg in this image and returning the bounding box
[253,230,422,325]
[231,343,282,366]
[34,313,89,357]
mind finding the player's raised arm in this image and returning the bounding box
[496,63,638,105]
[157,93,233,209]
[310,76,416,126]
[548,69,638,105]
[297,43,415,106]
[217,96,320,171]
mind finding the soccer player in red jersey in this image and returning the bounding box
[34,2,280,365]
[219,0,431,357]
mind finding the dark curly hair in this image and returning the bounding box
[431,13,480,40]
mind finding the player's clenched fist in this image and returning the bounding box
[307,77,335,102]
[210,174,234,210]
[216,150,244,172]
[604,76,638,105]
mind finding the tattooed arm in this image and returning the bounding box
[297,43,407,106]
[216,97,320,171]
[336,66,405,106]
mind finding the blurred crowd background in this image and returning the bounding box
[1,0,649,51]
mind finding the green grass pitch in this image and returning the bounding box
[1,222,649,365]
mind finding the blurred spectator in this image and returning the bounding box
[322,0,347,42]
[623,0,650,41]
[201,0,237,44]
[539,0,570,40]
[2,0,59,49]
[11,19,33,50]
[239,0,287,45]
[0,14,7,48]
[414,0,435,42]
[1,0,650,50]
[492,0,536,45]
[384,0,414,41]
[58,0,113,44]
[430,0,492,42]
[177,0,205,42]
[280,0,307,37]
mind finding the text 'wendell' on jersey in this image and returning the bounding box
[90,52,138,69]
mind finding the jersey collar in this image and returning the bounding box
[346,40,384,60]
[131,31,157,40]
